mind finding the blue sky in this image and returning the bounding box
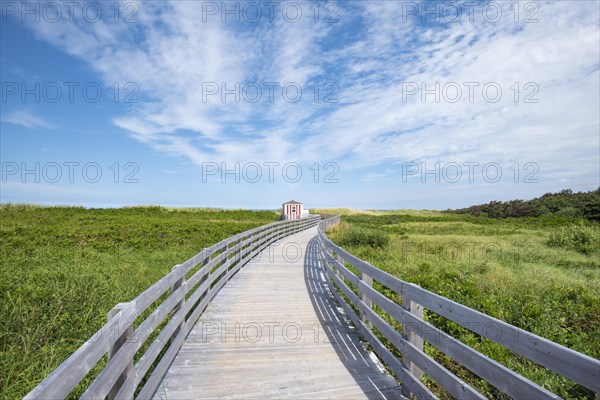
[1,1,599,209]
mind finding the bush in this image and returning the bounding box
[556,206,581,218]
[449,187,600,221]
[547,224,600,255]
[338,228,390,249]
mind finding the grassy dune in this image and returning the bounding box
[0,205,279,399]
[324,211,599,399]
[309,207,442,217]
[2,205,598,398]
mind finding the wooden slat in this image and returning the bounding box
[402,296,424,382]
[137,318,190,399]
[119,221,293,398]
[170,265,185,341]
[25,216,319,400]
[81,286,185,399]
[321,253,485,400]
[22,271,179,399]
[318,228,600,393]
[319,237,563,399]
[324,268,436,400]
[106,303,133,400]
[115,282,212,399]
[141,218,321,398]
[152,228,402,400]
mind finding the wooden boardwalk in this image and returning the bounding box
[153,226,402,399]
[25,217,600,400]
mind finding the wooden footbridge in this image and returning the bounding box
[26,215,600,399]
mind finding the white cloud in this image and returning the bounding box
[19,0,600,197]
[2,110,55,129]
[301,2,599,176]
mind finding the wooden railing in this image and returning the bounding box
[25,215,321,400]
[317,216,600,399]
[24,214,600,399]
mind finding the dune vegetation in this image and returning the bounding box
[324,210,599,399]
[2,201,598,398]
[0,205,279,398]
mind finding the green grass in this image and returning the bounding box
[323,210,599,399]
[0,205,279,399]
[3,205,599,398]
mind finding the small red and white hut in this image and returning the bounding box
[282,200,303,220]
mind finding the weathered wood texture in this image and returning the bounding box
[106,303,133,400]
[24,214,600,400]
[25,216,321,400]
[317,217,600,399]
[153,227,402,399]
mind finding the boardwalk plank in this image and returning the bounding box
[153,227,402,400]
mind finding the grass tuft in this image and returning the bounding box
[547,223,600,255]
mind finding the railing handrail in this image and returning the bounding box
[25,213,599,399]
[317,216,600,399]
[25,215,321,400]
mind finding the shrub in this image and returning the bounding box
[547,224,600,255]
[338,228,390,249]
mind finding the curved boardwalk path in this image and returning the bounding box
[153,227,402,399]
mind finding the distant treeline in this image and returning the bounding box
[449,188,600,221]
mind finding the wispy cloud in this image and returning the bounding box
[18,0,600,189]
[2,110,55,129]
[361,173,386,182]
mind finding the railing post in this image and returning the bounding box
[231,237,242,276]
[259,228,265,252]
[401,291,424,390]
[335,253,344,283]
[239,236,245,261]
[360,272,373,326]
[107,302,133,400]
[170,265,185,341]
